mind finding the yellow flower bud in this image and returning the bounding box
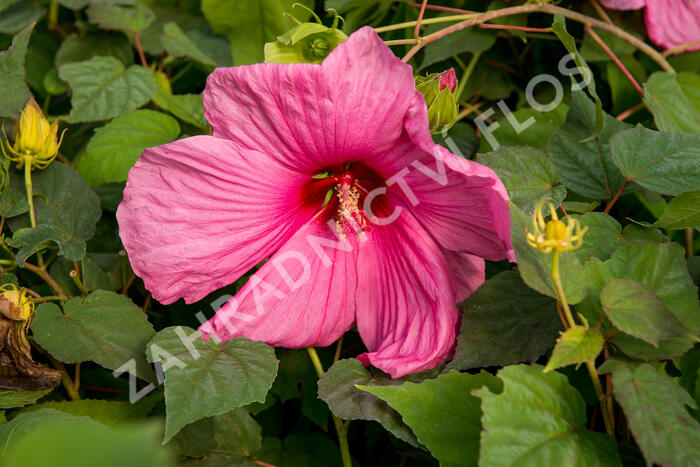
[2,99,65,170]
[526,199,587,253]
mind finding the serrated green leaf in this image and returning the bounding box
[317,359,418,447]
[55,32,133,68]
[8,163,101,265]
[32,290,156,382]
[0,186,29,218]
[510,202,588,304]
[547,90,632,199]
[86,2,155,33]
[0,22,32,118]
[579,242,700,360]
[477,146,566,212]
[59,56,157,123]
[447,270,561,371]
[0,388,52,408]
[77,109,179,186]
[475,365,620,466]
[601,278,690,346]
[147,326,278,443]
[570,212,621,262]
[610,126,700,196]
[359,371,501,467]
[256,434,343,467]
[644,71,700,134]
[161,22,216,66]
[551,14,604,141]
[544,326,603,372]
[201,0,312,65]
[654,190,700,229]
[152,92,207,129]
[603,361,700,467]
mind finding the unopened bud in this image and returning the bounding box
[2,99,65,170]
[415,69,459,134]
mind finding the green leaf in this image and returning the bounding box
[0,186,29,218]
[23,396,160,426]
[201,0,312,65]
[317,359,419,447]
[580,242,700,360]
[610,126,700,196]
[600,278,690,346]
[152,92,207,129]
[161,22,217,66]
[359,371,501,467]
[644,71,700,134]
[0,409,171,466]
[547,90,632,199]
[9,224,84,266]
[86,2,156,33]
[477,105,568,152]
[59,56,157,123]
[446,270,561,371]
[0,388,51,408]
[0,2,43,35]
[551,14,604,140]
[146,326,278,443]
[544,326,604,372]
[55,32,133,68]
[421,20,495,69]
[654,190,700,229]
[603,361,700,467]
[32,290,156,382]
[510,202,588,304]
[77,109,179,186]
[581,29,635,62]
[256,434,343,467]
[0,22,32,118]
[8,163,101,265]
[570,212,621,262]
[477,146,566,212]
[170,408,262,465]
[475,365,620,466]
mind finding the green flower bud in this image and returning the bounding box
[415,69,459,134]
[264,8,347,64]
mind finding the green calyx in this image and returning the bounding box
[264,6,347,64]
[415,74,458,134]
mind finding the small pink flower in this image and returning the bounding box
[437,68,457,92]
[117,27,513,378]
[600,0,700,52]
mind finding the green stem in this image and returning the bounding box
[552,251,614,437]
[374,13,479,34]
[23,160,36,228]
[455,51,481,104]
[48,0,58,30]
[306,347,352,467]
[70,270,89,295]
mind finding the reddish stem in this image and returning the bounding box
[479,23,551,33]
[133,32,148,68]
[408,2,476,14]
[616,101,645,121]
[604,180,629,214]
[585,25,643,95]
[414,0,428,39]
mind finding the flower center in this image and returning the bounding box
[335,175,372,240]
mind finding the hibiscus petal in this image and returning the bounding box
[645,0,700,52]
[443,250,485,303]
[376,134,514,262]
[203,26,421,172]
[200,216,357,347]
[355,197,459,378]
[598,0,644,9]
[117,135,313,304]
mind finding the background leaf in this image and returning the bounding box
[543,326,603,372]
[0,22,32,118]
[644,71,700,134]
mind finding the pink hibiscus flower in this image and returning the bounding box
[600,0,700,52]
[116,27,513,378]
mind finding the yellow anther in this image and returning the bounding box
[526,199,588,253]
